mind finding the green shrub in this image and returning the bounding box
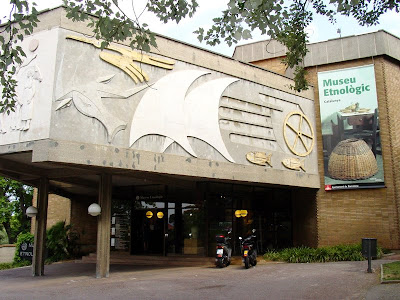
[13,232,34,264]
[0,226,9,244]
[46,221,79,263]
[263,243,382,263]
[12,222,79,265]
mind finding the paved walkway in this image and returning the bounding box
[0,258,399,299]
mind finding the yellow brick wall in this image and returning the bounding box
[31,190,71,234]
[379,57,400,246]
[306,57,400,249]
[70,197,97,253]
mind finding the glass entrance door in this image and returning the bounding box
[131,187,206,256]
[131,209,165,254]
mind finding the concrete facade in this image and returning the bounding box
[0,8,319,188]
[234,31,400,249]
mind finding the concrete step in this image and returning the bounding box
[77,252,250,266]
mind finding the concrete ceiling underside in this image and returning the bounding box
[0,150,301,202]
[0,151,202,200]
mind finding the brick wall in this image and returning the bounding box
[31,190,71,234]
[70,196,97,254]
[306,57,400,249]
[379,57,400,247]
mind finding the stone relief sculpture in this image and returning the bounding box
[246,152,272,167]
[283,111,315,157]
[66,35,175,83]
[219,92,283,153]
[129,70,237,162]
[55,36,176,143]
[0,39,42,133]
[282,157,306,172]
[56,76,151,143]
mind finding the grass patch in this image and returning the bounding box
[0,261,31,271]
[382,261,400,281]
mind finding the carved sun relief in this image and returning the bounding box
[283,111,315,157]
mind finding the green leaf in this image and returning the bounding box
[242,29,252,39]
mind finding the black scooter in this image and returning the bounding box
[239,229,257,269]
[215,233,232,268]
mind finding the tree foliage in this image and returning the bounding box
[195,0,400,90]
[1,0,399,112]
[0,177,33,244]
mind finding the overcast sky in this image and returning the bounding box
[2,0,400,56]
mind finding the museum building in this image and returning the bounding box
[0,8,398,278]
[234,30,400,250]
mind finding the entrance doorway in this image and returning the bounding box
[131,209,164,254]
[114,183,293,257]
[129,186,206,256]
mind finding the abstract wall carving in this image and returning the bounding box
[130,70,238,162]
[56,75,151,143]
[66,35,175,83]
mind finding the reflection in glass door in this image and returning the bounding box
[131,200,166,255]
[131,189,206,256]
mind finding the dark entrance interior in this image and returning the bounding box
[206,183,292,255]
[131,209,164,254]
[112,182,293,256]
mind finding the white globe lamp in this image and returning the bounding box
[26,206,38,218]
[88,203,101,216]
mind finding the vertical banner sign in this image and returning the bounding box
[318,65,384,191]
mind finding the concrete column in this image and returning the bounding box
[96,173,112,278]
[32,177,49,276]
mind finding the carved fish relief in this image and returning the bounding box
[282,157,305,172]
[246,152,272,167]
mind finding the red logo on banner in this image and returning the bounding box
[325,185,332,191]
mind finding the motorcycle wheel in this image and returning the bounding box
[244,256,250,269]
[216,258,225,268]
[226,257,231,266]
[251,258,257,266]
